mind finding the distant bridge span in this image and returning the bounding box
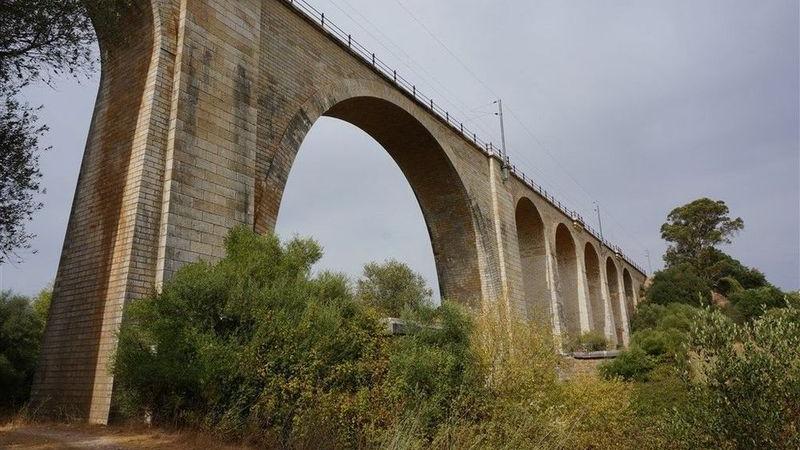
[33,0,647,423]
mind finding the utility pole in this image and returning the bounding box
[645,250,653,274]
[495,99,510,181]
[594,201,605,251]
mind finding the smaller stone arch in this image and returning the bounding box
[584,243,605,336]
[606,257,624,346]
[514,198,550,327]
[623,268,636,320]
[555,223,580,339]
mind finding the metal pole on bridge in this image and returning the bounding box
[495,99,510,181]
[594,201,606,252]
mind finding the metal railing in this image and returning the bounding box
[282,0,648,275]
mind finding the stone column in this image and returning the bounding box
[543,227,562,339]
[616,268,632,347]
[574,240,591,334]
[32,0,263,424]
[598,259,618,347]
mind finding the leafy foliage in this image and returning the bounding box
[0,89,46,264]
[115,228,382,446]
[603,303,704,381]
[646,263,711,307]
[660,198,744,270]
[0,288,50,407]
[356,260,433,318]
[666,308,800,449]
[705,250,768,292]
[114,228,476,447]
[569,330,609,352]
[0,0,99,262]
[114,228,664,449]
[727,286,787,323]
[0,0,95,86]
[604,298,800,448]
[600,346,656,382]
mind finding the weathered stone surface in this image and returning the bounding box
[32,0,647,424]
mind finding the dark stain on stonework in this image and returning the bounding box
[233,64,252,150]
[183,47,212,146]
[235,65,252,111]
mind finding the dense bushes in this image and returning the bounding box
[727,285,787,322]
[603,298,800,449]
[355,260,434,318]
[646,263,711,306]
[602,303,702,381]
[427,314,655,450]
[106,225,798,448]
[0,288,50,408]
[569,331,609,352]
[667,308,800,449]
[113,228,661,449]
[113,228,478,447]
[116,229,371,446]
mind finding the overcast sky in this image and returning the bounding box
[3,0,798,296]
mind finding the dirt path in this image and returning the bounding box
[0,423,252,449]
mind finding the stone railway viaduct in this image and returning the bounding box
[32,0,647,424]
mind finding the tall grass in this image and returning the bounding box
[395,311,658,450]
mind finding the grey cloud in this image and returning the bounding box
[4,0,797,295]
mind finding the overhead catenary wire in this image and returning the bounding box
[284,0,649,272]
[326,0,500,142]
[389,0,650,268]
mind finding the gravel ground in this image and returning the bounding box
[0,422,252,449]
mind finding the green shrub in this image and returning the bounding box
[569,331,609,352]
[356,260,433,317]
[629,303,668,332]
[665,308,800,449]
[788,291,800,308]
[600,347,656,382]
[728,286,787,322]
[383,304,477,436]
[114,228,386,446]
[646,263,711,307]
[715,276,744,297]
[114,228,481,447]
[632,302,702,334]
[605,303,705,381]
[632,328,685,359]
[705,252,768,291]
[0,288,49,408]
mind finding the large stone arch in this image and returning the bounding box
[514,198,550,326]
[584,243,605,336]
[623,268,636,320]
[555,223,580,338]
[254,80,483,304]
[606,257,624,345]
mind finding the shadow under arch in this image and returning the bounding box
[606,257,624,345]
[555,223,580,338]
[256,81,483,305]
[514,197,550,327]
[584,243,605,336]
